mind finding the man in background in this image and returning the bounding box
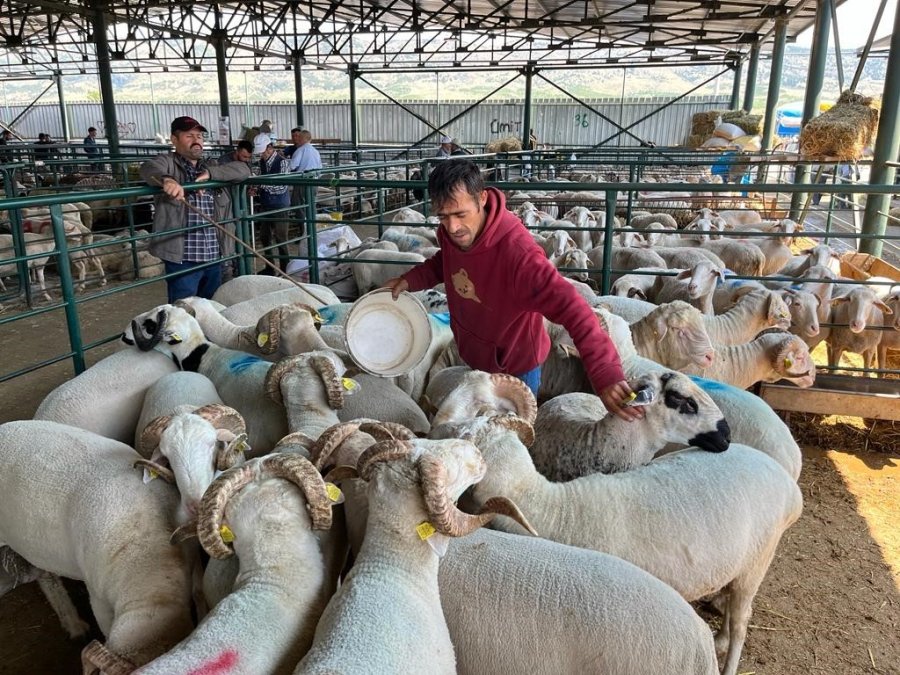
[218,140,253,166]
[84,127,99,158]
[255,141,293,273]
[288,129,323,235]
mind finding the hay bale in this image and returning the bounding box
[690,111,720,138]
[800,90,880,161]
[686,133,707,149]
[486,136,523,153]
[720,111,763,136]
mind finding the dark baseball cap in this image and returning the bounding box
[171,116,207,134]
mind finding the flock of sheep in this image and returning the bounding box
[0,187,897,675]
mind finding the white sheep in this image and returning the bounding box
[552,246,593,282]
[827,286,894,371]
[137,452,342,675]
[34,348,178,445]
[654,260,725,315]
[544,306,803,479]
[711,277,770,314]
[221,288,334,325]
[295,436,534,675]
[590,246,667,284]
[310,421,717,675]
[610,266,668,300]
[782,289,823,341]
[877,289,900,374]
[390,207,427,223]
[0,420,194,669]
[717,209,762,229]
[777,243,840,277]
[337,373,431,435]
[211,276,339,307]
[430,412,802,675]
[682,328,816,389]
[629,301,716,370]
[653,246,727,271]
[704,288,792,345]
[351,248,426,294]
[0,232,56,302]
[122,306,286,451]
[133,371,223,452]
[701,240,765,276]
[531,371,730,479]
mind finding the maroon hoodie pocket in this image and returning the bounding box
[451,316,504,372]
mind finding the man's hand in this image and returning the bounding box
[160,177,185,201]
[382,277,409,300]
[597,380,644,422]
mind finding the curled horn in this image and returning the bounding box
[417,454,538,538]
[489,373,538,424]
[80,640,136,675]
[255,305,285,355]
[309,354,345,409]
[170,520,198,545]
[489,415,536,447]
[139,414,173,456]
[133,459,176,484]
[356,439,414,482]
[263,355,302,405]
[274,430,317,456]
[309,421,366,470]
[173,299,196,317]
[132,309,167,352]
[193,404,245,436]
[258,453,333,530]
[324,465,360,483]
[196,464,257,559]
[357,421,416,441]
[294,303,324,328]
[773,336,811,377]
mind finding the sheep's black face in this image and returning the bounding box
[663,388,699,415]
[689,418,731,453]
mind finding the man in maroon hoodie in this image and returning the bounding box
[384,160,642,421]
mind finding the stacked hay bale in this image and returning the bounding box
[800,90,880,160]
[687,110,762,148]
[486,137,523,153]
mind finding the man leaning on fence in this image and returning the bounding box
[140,116,250,303]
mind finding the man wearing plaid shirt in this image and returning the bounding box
[140,116,250,302]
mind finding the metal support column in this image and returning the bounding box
[92,2,120,157]
[348,64,359,149]
[292,52,305,128]
[212,30,230,143]
[791,0,833,216]
[742,43,760,113]
[760,18,788,154]
[55,75,69,142]
[729,61,743,110]
[522,63,535,150]
[860,4,900,256]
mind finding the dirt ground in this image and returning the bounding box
[1,282,899,674]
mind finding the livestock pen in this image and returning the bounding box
[0,148,899,674]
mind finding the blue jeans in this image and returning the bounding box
[516,365,542,398]
[164,260,222,304]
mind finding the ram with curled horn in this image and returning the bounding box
[137,452,345,675]
[294,435,537,674]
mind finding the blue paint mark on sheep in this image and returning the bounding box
[229,354,266,374]
[318,306,340,325]
[688,375,730,392]
[431,312,451,325]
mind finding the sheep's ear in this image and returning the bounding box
[876,300,894,315]
[653,315,669,341]
[675,270,692,280]
[830,296,849,307]
[628,288,646,300]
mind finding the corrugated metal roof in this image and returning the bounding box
[0,0,838,75]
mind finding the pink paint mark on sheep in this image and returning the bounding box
[187,650,239,675]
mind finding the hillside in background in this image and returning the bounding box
[0,46,887,110]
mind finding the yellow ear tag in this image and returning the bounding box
[325,483,344,503]
[341,377,360,393]
[148,469,158,480]
[257,333,269,348]
[416,521,436,541]
[219,524,235,543]
[170,333,182,342]
[783,358,794,369]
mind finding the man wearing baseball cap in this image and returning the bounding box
[436,135,453,158]
[140,116,251,302]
